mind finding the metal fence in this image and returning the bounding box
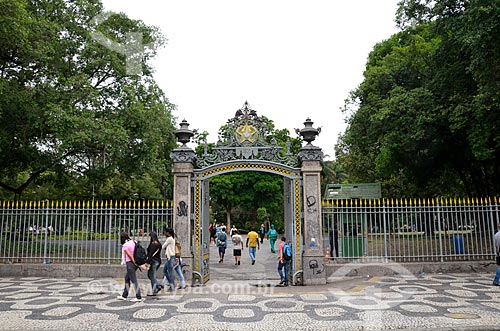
[2,198,499,265]
[0,200,173,264]
[322,197,500,262]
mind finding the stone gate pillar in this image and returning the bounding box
[171,120,196,284]
[296,118,325,285]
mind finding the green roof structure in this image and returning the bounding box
[323,183,381,200]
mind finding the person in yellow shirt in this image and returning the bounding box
[246,228,260,265]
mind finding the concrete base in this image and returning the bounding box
[1,260,496,284]
[326,259,498,282]
[302,253,327,285]
[180,256,193,284]
[0,263,164,279]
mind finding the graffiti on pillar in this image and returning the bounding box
[306,195,317,213]
[177,201,188,217]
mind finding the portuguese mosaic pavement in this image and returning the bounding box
[1,272,500,330]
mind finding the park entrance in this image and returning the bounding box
[171,102,326,285]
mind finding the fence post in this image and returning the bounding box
[435,199,444,262]
[491,197,498,255]
[43,200,50,264]
[382,199,388,262]
[108,201,113,264]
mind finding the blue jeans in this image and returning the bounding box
[162,256,175,289]
[278,259,290,283]
[249,246,257,261]
[494,266,500,284]
[147,259,160,293]
[174,259,186,288]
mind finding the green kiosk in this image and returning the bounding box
[324,183,381,258]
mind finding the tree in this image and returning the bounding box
[0,0,177,200]
[336,0,500,197]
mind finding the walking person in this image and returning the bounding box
[267,224,279,253]
[161,227,176,292]
[217,227,228,263]
[259,223,266,244]
[232,230,243,265]
[146,232,162,296]
[209,223,217,246]
[493,223,500,286]
[229,225,237,237]
[246,228,260,265]
[173,235,186,290]
[117,232,143,302]
[277,236,291,286]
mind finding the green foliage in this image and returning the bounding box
[204,116,296,229]
[0,0,177,200]
[337,0,500,197]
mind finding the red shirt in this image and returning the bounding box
[278,241,285,259]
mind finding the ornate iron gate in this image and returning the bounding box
[191,161,302,284]
[171,101,325,285]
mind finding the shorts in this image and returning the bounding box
[233,249,241,256]
[218,247,226,253]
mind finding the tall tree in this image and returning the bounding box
[0,0,177,200]
[336,0,500,197]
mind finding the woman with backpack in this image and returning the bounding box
[216,227,228,263]
[117,232,143,302]
[146,232,162,296]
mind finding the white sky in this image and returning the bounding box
[101,0,400,160]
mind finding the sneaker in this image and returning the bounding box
[493,282,500,286]
[279,280,285,285]
[116,296,127,301]
[251,260,255,265]
[283,282,289,287]
[130,297,144,303]
[238,261,240,265]
[177,285,186,290]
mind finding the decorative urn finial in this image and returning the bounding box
[173,119,195,147]
[295,118,321,145]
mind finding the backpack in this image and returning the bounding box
[218,232,227,247]
[175,239,182,258]
[133,241,148,266]
[283,243,292,261]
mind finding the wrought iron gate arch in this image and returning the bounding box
[171,101,326,286]
[191,159,303,284]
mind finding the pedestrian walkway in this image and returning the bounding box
[1,235,500,330]
[1,271,500,330]
[209,234,281,283]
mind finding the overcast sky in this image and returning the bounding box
[101,0,400,159]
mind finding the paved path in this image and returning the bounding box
[208,235,282,283]
[1,238,500,330]
[2,273,500,330]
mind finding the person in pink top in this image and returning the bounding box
[117,232,143,302]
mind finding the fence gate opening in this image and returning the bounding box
[170,102,326,285]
